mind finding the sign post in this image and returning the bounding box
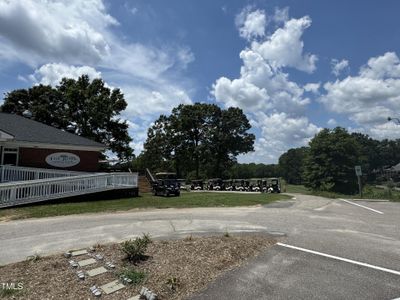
[355,165,362,198]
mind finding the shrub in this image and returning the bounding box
[121,234,152,262]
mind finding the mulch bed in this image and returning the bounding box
[0,235,276,300]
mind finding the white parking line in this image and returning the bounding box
[339,198,384,214]
[277,243,400,276]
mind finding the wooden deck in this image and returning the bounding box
[0,165,138,208]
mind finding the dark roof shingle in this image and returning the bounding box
[0,113,105,148]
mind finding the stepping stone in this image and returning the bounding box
[127,296,140,300]
[77,258,96,267]
[87,266,107,277]
[100,280,125,295]
[71,249,88,257]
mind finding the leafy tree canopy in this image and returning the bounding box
[279,147,308,185]
[140,103,255,178]
[1,75,133,160]
[303,127,363,194]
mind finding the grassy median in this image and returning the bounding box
[0,191,290,221]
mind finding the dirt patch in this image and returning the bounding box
[0,235,275,300]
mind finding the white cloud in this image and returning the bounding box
[304,82,320,94]
[214,11,320,163]
[321,52,400,140]
[236,7,267,41]
[29,63,101,86]
[273,7,289,24]
[331,58,349,76]
[240,112,320,163]
[252,16,317,73]
[0,0,196,156]
[0,0,116,67]
[327,118,337,126]
[359,52,400,79]
[213,48,310,114]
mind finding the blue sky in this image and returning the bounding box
[1,0,400,163]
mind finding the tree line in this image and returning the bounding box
[2,75,399,193]
[279,127,400,194]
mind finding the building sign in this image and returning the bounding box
[355,165,362,176]
[45,152,80,168]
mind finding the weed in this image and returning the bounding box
[119,268,146,285]
[0,288,22,298]
[223,230,230,238]
[184,234,193,241]
[26,254,41,262]
[166,276,180,291]
[121,234,152,262]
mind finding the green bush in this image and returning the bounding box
[121,234,152,262]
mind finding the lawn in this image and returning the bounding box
[0,191,290,221]
[283,182,400,201]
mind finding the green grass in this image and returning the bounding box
[0,192,290,221]
[283,183,400,201]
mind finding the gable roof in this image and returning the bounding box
[0,113,105,149]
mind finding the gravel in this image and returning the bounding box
[0,235,276,300]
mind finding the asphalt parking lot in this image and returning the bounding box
[0,193,399,299]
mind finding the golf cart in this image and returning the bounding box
[224,180,236,191]
[190,180,204,191]
[234,179,246,191]
[267,177,281,193]
[152,172,180,197]
[207,178,224,191]
[249,179,262,192]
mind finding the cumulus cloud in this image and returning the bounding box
[304,82,320,94]
[321,52,400,140]
[214,10,320,163]
[236,7,267,41]
[29,63,101,86]
[240,112,320,162]
[0,0,196,156]
[252,16,317,73]
[331,59,349,76]
[0,0,116,67]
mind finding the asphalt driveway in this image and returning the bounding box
[1,194,399,299]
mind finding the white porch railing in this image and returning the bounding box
[0,165,84,183]
[0,172,138,208]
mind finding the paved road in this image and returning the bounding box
[1,193,399,299]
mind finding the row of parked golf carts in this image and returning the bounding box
[150,171,281,197]
[190,178,281,193]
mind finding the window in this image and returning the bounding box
[1,147,18,166]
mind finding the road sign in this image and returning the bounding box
[355,166,362,176]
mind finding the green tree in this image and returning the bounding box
[141,103,255,178]
[303,127,362,194]
[1,75,133,160]
[279,147,308,184]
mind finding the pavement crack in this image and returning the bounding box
[169,220,176,232]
